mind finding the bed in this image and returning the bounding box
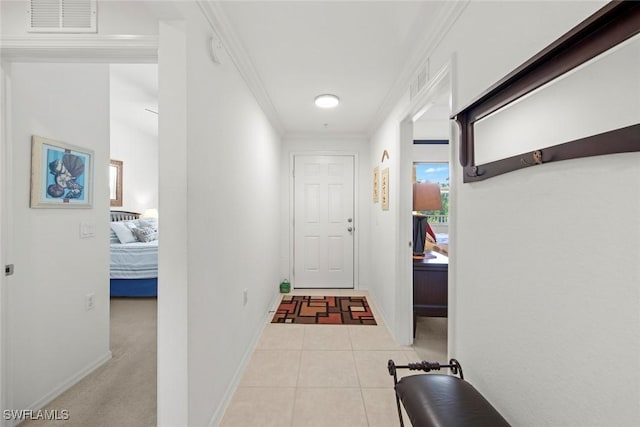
[110,210,158,297]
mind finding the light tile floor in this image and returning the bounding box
[220,290,447,427]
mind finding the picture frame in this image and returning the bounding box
[30,135,93,208]
[109,159,123,207]
[373,166,379,203]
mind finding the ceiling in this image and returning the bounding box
[110,64,158,139]
[414,89,451,139]
[107,2,453,140]
[215,1,450,137]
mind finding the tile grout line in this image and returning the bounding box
[289,325,308,427]
[350,329,374,426]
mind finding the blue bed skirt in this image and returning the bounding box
[110,278,157,297]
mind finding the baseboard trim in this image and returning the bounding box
[16,351,113,426]
[207,292,281,427]
[364,287,394,339]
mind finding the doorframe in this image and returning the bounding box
[0,60,10,427]
[396,59,457,351]
[289,151,360,290]
[0,39,159,427]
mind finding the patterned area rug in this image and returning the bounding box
[271,295,377,325]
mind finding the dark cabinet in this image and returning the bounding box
[413,251,448,337]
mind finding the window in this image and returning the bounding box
[414,162,449,224]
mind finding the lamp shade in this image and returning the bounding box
[142,208,158,218]
[413,182,442,211]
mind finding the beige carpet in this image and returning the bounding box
[412,316,448,362]
[20,298,157,427]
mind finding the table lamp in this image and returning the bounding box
[142,208,159,218]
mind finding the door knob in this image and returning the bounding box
[347,227,353,232]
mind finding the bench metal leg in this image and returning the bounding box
[388,358,465,426]
[387,360,405,427]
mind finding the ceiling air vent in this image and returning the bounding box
[410,64,428,101]
[28,0,96,33]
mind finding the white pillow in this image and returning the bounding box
[132,226,158,242]
[138,218,158,231]
[109,228,120,244]
[110,221,137,244]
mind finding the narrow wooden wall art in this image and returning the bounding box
[373,166,380,203]
[381,168,389,210]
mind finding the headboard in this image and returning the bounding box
[110,210,141,222]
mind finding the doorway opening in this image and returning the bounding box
[411,100,450,361]
[397,62,454,356]
[107,62,159,425]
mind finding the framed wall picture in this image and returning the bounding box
[373,166,379,203]
[109,159,123,207]
[30,135,94,208]
[381,167,389,210]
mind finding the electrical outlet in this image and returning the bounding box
[243,288,248,306]
[85,293,95,311]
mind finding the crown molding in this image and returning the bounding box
[197,1,285,136]
[367,0,469,137]
[196,1,467,139]
[0,35,158,62]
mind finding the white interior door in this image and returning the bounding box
[294,155,354,288]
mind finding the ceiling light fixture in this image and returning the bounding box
[314,94,340,109]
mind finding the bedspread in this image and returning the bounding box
[110,240,158,279]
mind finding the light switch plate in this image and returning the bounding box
[80,222,96,238]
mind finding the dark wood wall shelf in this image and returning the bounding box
[452,1,640,183]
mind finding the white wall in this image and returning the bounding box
[5,62,111,414]
[371,1,640,425]
[412,144,449,164]
[157,20,188,427]
[414,119,448,140]
[110,64,159,214]
[159,5,283,426]
[367,104,404,332]
[280,136,371,290]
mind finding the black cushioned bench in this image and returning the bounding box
[388,359,510,427]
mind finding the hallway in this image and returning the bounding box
[220,290,445,427]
